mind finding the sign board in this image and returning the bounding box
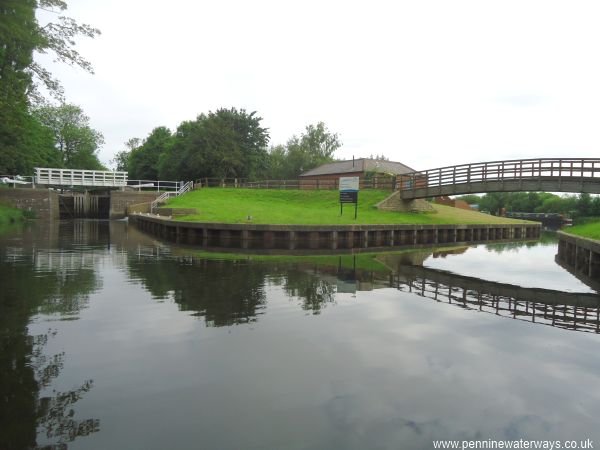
[339,177,359,192]
[339,177,359,219]
[339,191,358,203]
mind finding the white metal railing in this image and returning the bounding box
[127,180,183,191]
[35,168,128,187]
[150,180,194,213]
[0,175,35,187]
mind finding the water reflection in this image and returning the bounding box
[0,223,101,449]
[1,221,600,449]
[127,256,268,326]
[391,263,600,334]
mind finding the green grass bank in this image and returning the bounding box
[0,204,24,225]
[166,189,529,225]
[0,203,25,234]
[564,222,600,241]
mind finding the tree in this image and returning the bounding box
[129,127,173,180]
[33,103,105,169]
[157,108,269,181]
[110,138,140,172]
[265,122,341,179]
[264,144,287,179]
[577,193,592,217]
[0,0,100,174]
[285,122,341,177]
[29,0,101,103]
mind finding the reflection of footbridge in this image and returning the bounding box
[388,264,600,334]
[399,158,600,199]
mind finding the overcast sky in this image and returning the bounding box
[36,0,600,171]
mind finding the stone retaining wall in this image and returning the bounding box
[109,191,160,219]
[0,188,59,220]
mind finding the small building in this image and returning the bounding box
[299,158,416,189]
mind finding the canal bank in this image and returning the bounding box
[557,231,600,289]
[129,213,541,251]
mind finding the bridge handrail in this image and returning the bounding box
[398,158,600,192]
[150,180,193,213]
[127,179,183,191]
[35,168,128,187]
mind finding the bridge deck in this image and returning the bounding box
[36,168,128,188]
[399,158,600,199]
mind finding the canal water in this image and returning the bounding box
[1,221,599,450]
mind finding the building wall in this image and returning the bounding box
[0,188,59,220]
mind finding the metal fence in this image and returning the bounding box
[194,176,397,190]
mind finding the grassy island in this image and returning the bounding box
[166,189,530,225]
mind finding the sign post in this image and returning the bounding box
[339,177,359,219]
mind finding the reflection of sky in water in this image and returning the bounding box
[31,272,600,450]
[423,242,595,293]
[6,221,600,450]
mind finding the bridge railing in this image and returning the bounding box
[36,168,128,187]
[398,158,600,193]
[150,180,194,213]
[127,180,184,191]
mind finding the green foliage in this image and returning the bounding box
[458,192,598,217]
[110,138,139,171]
[158,108,269,181]
[166,188,530,225]
[119,116,342,182]
[265,122,341,179]
[129,127,173,180]
[30,0,101,102]
[0,0,100,174]
[33,103,105,170]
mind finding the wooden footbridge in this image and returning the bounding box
[398,158,600,199]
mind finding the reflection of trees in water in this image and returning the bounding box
[275,266,337,314]
[485,231,557,253]
[128,254,343,322]
[32,331,98,450]
[35,267,101,319]
[0,249,100,449]
[127,257,269,327]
